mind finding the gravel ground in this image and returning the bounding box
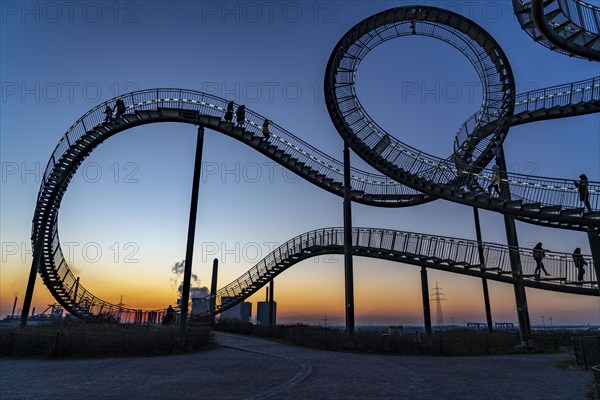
[0,332,593,400]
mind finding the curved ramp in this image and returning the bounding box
[513,0,600,61]
[208,227,598,316]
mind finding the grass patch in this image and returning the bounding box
[0,320,212,358]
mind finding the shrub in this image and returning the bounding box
[0,320,211,358]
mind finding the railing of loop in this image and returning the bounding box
[328,9,599,212]
[453,112,484,153]
[451,77,599,186]
[37,88,425,208]
[512,0,600,57]
[336,17,511,167]
[558,0,600,35]
[514,77,600,113]
[338,81,600,210]
[210,227,596,313]
[45,229,176,321]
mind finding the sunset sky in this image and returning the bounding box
[1,1,599,327]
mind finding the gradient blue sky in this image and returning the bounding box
[1,1,599,326]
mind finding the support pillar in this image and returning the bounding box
[209,258,219,325]
[343,143,355,335]
[181,126,205,333]
[473,207,493,333]
[497,147,531,341]
[268,280,275,326]
[20,255,39,326]
[73,277,80,304]
[420,266,432,336]
[587,230,600,292]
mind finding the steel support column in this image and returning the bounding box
[473,207,493,333]
[268,280,275,326]
[209,258,219,325]
[497,148,531,340]
[181,126,205,333]
[420,265,432,336]
[20,258,38,326]
[343,143,355,335]
[587,229,600,292]
[73,277,80,304]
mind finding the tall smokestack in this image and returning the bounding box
[11,296,17,318]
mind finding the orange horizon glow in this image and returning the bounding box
[2,257,599,326]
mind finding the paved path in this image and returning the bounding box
[1,332,593,399]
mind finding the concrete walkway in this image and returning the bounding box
[1,332,592,399]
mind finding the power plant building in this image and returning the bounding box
[256,301,276,325]
[219,297,252,322]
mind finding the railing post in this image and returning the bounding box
[180,126,205,333]
[569,83,573,104]
[343,142,355,335]
[474,207,493,333]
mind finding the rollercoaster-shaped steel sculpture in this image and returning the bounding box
[27,4,600,322]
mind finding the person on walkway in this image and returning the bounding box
[533,242,550,280]
[236,104,246,127]
[115,99,126,118]
[103,104,113,122]
[487,164,501,196]
[490,141,501,159]
[572,247,587,284]
[574,174,592,211]
[460,155,484,194]
[224,100,234,123]
[162,305,174,325]
[262,118,271,139]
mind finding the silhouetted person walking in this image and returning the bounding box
[262,118,271,139]
[236,104,246,127]
[572,247,587,284]
[115,99,126,118]
[224,100,234,123]
[574,174,592,212]
[487,164,501,196]
[533,242,550,280]
[163,305,174,325]
[103,104,113,122]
